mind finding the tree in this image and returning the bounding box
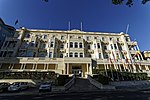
[112,0,150,7]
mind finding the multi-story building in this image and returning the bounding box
[0,18,15,48]
[142,51,150,60]
[0,27,150,79]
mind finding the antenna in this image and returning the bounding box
[126,24,129,34]
[80,22,83,31]
[68,21,71,30]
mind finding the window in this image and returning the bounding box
[74,52,78,57]
[26,51,33,57]
[25,33,30,38]
[50,42,54,47]
[99,53,101,59]
[61,36,64,40]
[66,53,68,57]
[104,45,107,50]
[88,45,90,49]
[70,36,72,39]
[44,35,47,39]
[87,37,89,40]
[70,42,73,48]
[78,36,81,39]
[30,41,34,47]
[60,54,63,58]
[110,44,113,49]
[75,42,78,48]
[126,37,129,41]
[117,38,120,41]
[79,43,82,48]
[43,44,46,48]
[114,44,117,49]
[102,37,105,41]
[94,44,96,48]
[49,52,52,58]
[116,53,119,59]
[80,53,83,57]
[54,53,56,58]
[110,38,112,41]
[67,43,68,48]
[60,44,64,48]
[104,53,108,59]
[94,37,97,39]
[97,43,100,48]
[69,52,73,57]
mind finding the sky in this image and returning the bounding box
[0,0,150,51]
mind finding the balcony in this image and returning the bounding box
[59,49,66,53]
[87,49,94,54]
[118,41,124,45]
[86,41,93,44]
[130,50,138,54]
[101,40,109,45]
[127,41,137,46]
[64,57,91,63]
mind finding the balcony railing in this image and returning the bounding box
[127,41,137,46]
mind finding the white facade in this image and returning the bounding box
[0,27,150,78]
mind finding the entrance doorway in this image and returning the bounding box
[72,66,82,77]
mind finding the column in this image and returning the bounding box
[67,63,69,74]
[20,64,24,69]
[89,63,92,75]
[44,64,46,70]
[87,63,89,74]
[11,64,14,69]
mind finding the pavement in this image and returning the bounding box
[1,90,150,100]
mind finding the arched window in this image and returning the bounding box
[70,42,73,48]
[74,42,78,48]
[69,52,73,57]
[74,52,78,57]
[80,53,83,57]
[79,43,82,48]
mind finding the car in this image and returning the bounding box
[39,82,52,92]
[8,82,28,92]
[0,82,10,92]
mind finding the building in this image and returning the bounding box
[142,51,150,60]
[0,27,150,79]
[0,18,16,48]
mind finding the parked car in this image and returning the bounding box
[39,82,52,92]
[8,82,28,92]
[0,82,10,92]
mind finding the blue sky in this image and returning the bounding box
[0,0,150,51]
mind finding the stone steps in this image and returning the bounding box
[68,78,99,92]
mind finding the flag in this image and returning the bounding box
[15,19,18,25]
[108,58,113,64]
[125,56,129,63]
[132,50,141,59]
[42,0,48,2]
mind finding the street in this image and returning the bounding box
[1,90,150,100]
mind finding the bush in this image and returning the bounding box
[93,74,109,85]
[57,75,69,86]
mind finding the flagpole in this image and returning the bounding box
[80,22,83,31]
[126,24,129,34]
[68,21,71,31]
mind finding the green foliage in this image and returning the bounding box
[93,74,110,85]
[112,0,150,7]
